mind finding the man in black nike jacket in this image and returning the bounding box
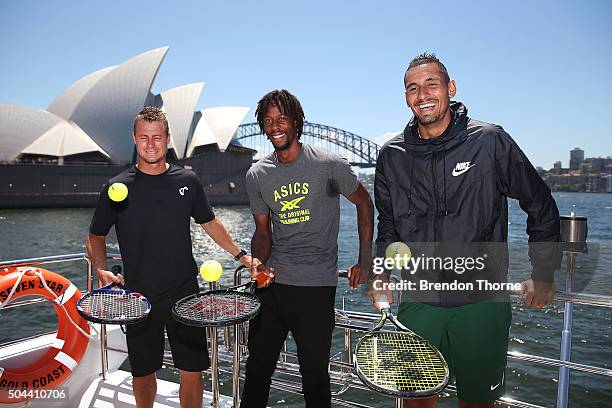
[370,53,561,407]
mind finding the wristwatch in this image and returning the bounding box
[233,249,247,261]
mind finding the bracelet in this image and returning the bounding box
[233,249,247,261]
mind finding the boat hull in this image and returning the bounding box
[0,150,252,208]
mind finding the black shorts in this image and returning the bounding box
[126,281,210,377]
[241,284,337,407]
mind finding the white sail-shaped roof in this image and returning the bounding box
[154,82,205,159]
[187,112,215,154]
[21,121,109,158]
[48,66,116,120]
[0,105,106,161]
[1,47,257,164]
[0,105,61,161]
[69,47,169,163]
[186,106,250,156]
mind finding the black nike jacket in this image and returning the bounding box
[374,102,561,306]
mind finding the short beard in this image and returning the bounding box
[273,139,292,151]
[415,110,445,125]
[268,134,295,151]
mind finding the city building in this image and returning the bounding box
[570,147,584,170]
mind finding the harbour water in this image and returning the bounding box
[0,192,610,407]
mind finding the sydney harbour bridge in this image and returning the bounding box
[236,122,381,168]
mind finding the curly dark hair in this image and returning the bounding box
[134,106,169,135]
[255,89,305,138]
[405,52,450,85]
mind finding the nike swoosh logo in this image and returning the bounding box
[451,164,475,177]
[490,372,504,390]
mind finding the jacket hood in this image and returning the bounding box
[403,101,469,148]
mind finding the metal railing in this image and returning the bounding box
[225,263,612,407]
[0,252,121,381]
[1,253,611,408]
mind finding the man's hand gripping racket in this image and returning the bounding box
[353,295,449,398]
[77,265,151,325]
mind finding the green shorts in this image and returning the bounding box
[397,300,511,403]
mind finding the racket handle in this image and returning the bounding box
[378,294,390,309]
[338,271,348,278]
[111,265,122,275]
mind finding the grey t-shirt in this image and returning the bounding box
[246,144,359,286]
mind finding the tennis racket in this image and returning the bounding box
[353,297,449,398]
[76,266,151,324]
[172,271,268,328]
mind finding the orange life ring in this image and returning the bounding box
[0,267,90,403]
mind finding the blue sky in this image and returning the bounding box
[1,0,611,169]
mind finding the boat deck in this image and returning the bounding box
[79,370,234,408]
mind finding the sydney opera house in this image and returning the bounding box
[0,47,255,208]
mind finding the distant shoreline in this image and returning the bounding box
[552,191,611,194]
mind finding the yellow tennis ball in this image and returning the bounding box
[200,260,223,282]
[108,182,128,202]
[385,242,412,269]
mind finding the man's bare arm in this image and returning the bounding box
[86,232,122,285]
[200,217,251,267]
[345,183,374,288]
[251,214,273,265]
[249,214,275,287]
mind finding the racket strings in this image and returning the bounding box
[355,332,447,393]
[174,291,258,324]
[80,291,148,321]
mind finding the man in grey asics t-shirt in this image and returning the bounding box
[247,143,357,286]
[241,89,374,408]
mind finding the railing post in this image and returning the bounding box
[232,266,248,407]
[343,298,351,365]
[556,252,575,408]
[556,214,587,408]
[87,258,109,380]
[209,281,220,407]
